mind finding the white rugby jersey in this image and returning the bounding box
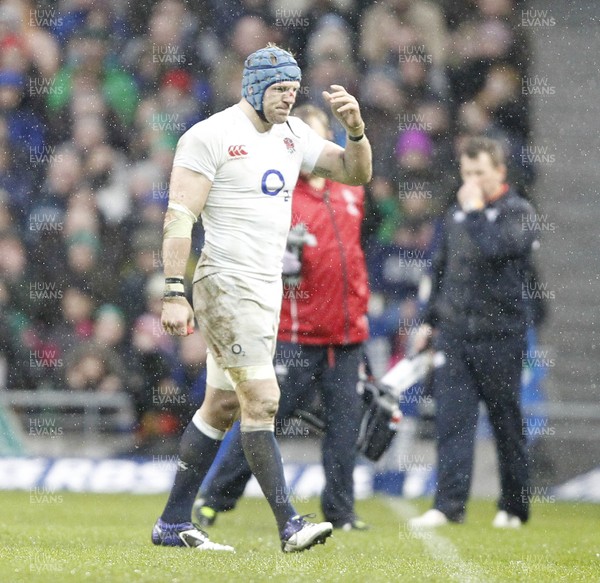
[173,105,326,281]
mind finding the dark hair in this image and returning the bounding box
[460,136,505,167]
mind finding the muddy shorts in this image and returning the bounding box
[193,272,282,390]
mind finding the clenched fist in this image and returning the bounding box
[161,297,195,336]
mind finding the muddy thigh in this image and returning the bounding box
[193,274,280,369]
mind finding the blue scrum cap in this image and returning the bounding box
[241,45,301,112]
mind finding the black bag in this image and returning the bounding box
[356,380,402,462]
[287,375,402,462]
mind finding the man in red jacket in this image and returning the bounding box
[194,105,370,530]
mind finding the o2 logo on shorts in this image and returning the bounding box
[261,169,285,196]
[232,344,246,356]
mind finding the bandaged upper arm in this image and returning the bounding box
[163,202,198,239]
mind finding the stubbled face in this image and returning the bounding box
[262,81,300,125]
[460,152,506,199]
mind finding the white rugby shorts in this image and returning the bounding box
[193,272,282,390]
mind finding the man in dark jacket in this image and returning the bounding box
[193,105,370,531]
[409,136,537,529]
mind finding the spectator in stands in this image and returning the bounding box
[0,117,30,220]
[149,70,206,150]
[209,0,271,42]
[54,285,95,352]
[0,69,46,186]
[84,142,130,225]
[0,227,64,378]
[48,0,123,49]
[121,0,193,89]
[120,230,161,322]
[446,0,524,106]
[132,273,178,393]
[476,64,526,137]
[90,301,144,394]
[360,0,448,67]
[456,100,505,142]
[360,70,405,204]
[122,0,215,109]
[368,129,435,246]
[0,228,29,314]
[0,229,51,380]
[395,128,434,176]
[0,0,59,78]
[132,330,205,454]
[0,277,38,390]
[63,189,98,238]
[61,189,131,296]
[63,341,127,393]
[474,64,532,189]
[63,231,114,303]
[47,24,139,127]
[170,332,210,424]
[399,55,447,107]
[92,304,128,352]
[35,145,82,212]
[303,15,359,139]
[209,15,274,110]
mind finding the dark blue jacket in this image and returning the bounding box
[423,186,537,339]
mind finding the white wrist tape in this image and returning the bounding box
[164,281,185,294]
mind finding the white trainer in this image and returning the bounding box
[492,510,522,529]
[152,518,235,551]
[408,509,449,529]
[281,515,333,553]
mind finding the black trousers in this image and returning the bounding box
[201,342,364,524]
[433,330,530,522]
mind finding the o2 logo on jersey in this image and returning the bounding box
[261,169,285,196]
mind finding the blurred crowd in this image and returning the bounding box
[0,0,535,446]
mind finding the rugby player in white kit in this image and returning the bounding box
[152,44,372,553]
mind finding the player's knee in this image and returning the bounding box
[260,397,279,420]
[199,392,239,431]
[234,375,280,424]
[215,393,239,426]
[241,396,279,424]
[204,393,234,431]
[216,395,240,429]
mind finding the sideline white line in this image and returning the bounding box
[386,498,490,583]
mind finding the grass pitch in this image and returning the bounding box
[0,492,598,582]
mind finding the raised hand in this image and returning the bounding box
[322,84,365,137]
